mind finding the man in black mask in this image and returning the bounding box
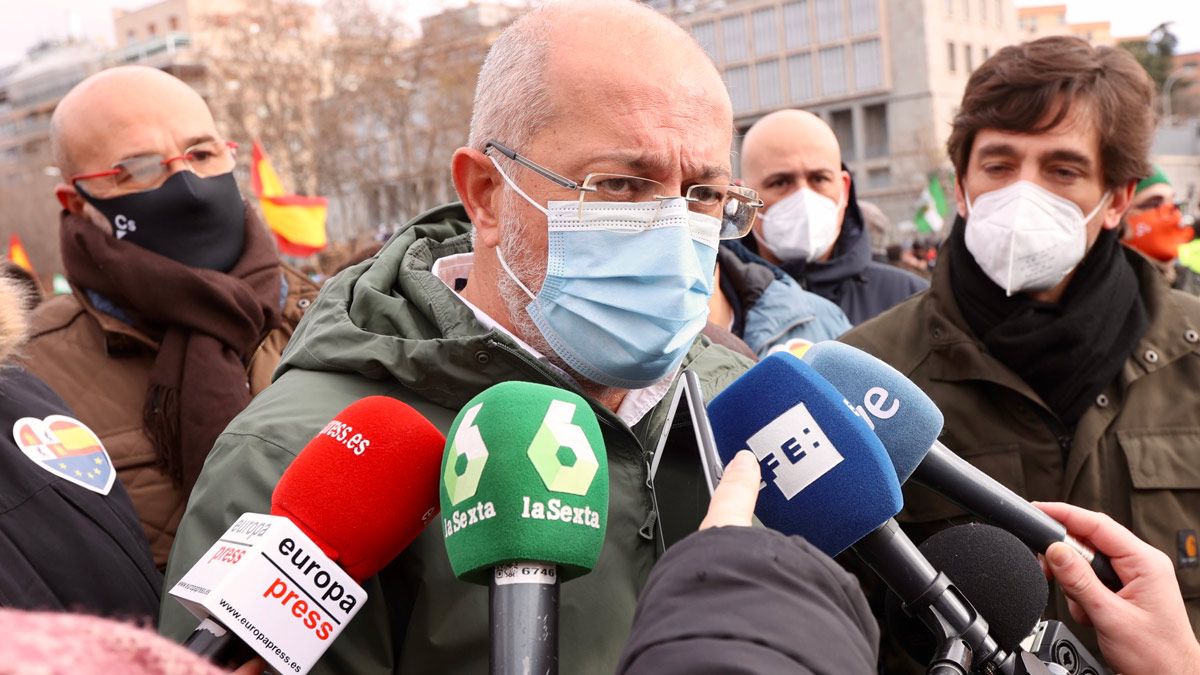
[840,36,1200,668]
[20,66,319,569]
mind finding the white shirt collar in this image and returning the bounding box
[431,252,675,427]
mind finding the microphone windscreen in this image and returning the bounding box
[707,353,902,556]
[885,523,1049,663]
[802,341,944,482]
[271,396,446,582]
[439,381,608,584]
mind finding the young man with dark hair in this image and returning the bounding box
[841,35,1200,659]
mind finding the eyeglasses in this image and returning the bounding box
[71,140,239,199]
[484,140,763,239]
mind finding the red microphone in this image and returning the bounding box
[272,396,445,581]
[172,396,445,673]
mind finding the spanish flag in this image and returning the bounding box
[7,233,35,276]
[251,141,328,257]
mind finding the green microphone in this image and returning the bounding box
[440,381,608,675]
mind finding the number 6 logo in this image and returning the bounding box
[526,400,599,495]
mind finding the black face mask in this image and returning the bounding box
[78,171,246,272]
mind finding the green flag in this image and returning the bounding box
[914,174,949,234]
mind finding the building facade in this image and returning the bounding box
[652,0,1024,230]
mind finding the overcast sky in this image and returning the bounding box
[0,0,1196,69]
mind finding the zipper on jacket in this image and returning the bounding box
[1030,402,1074,461]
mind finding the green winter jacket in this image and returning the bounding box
[158,204,753,674]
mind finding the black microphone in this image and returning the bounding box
[886,523,1049,667]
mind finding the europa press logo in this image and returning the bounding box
[443,403,489,506]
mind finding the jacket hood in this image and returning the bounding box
[276,203,598,413]
[0,275,29,363]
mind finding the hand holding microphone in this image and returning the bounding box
[1036,502,1200,675]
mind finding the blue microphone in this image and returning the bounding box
[801,341,1121,592]
[706,352,900,556]
[707,353,1018,674]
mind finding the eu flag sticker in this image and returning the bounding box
[12,415,115,495]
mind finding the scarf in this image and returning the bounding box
[945,216,1147,428]
[59,205,282,491]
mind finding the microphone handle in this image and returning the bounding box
[490,561,560,675]
[183,617,240,661]
[917,442,1122,591]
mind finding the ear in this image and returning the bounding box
[1101,180,1136,231]
[836,169,852,223]
[55,183,86,214]
[452,147,504,250]
[954,179,968,219]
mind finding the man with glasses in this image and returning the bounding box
[161,1,760,672]
[20,65,319,570]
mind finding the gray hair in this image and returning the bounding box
[466,7,553,152]
[467,0,700,153]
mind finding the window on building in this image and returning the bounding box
[819,46,847,96]
[788,53,814,102]
[692,22,717,60]
[753,7,779,57]
[997,0,1003,26]
[867,167,891,189]
[784,1,812,49]
[830,109,856,159]
[946,0,953,18]
[962,0,970,19]
[815,0,843,42]
[147,22,157,36]
[850,0,878,35]
[853,39,883,89]
[726,66,752,113]
[756,59,783,108]
[722,15,748,62]
[169,15,179,31]
[864,103,888,158]
[127,29,136,42]
[965,44,974,72]
[980,0,987,22]
[983,46,990,60]
[947,41,956,72]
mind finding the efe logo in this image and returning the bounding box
[744,402,844,500]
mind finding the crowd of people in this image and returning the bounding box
[3,0,1200,672]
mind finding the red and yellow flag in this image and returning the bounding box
[251,141,328,257]
[7,233,35,276]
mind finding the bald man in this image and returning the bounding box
[159,2,759,672]
[742,109,927,324]
[20,66,319,569]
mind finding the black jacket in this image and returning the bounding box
[748,170,928,325]
[0,364,161,619]
[617,526,879,674]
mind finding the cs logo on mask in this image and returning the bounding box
[745,402,844,500]
[113,214,137,239]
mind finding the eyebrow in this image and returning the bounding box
[975,142,1020,161]
[588,150,731,183]
[1039,149,1092,170]
[115,134,217,163]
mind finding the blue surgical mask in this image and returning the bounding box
[491,158,719,389]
